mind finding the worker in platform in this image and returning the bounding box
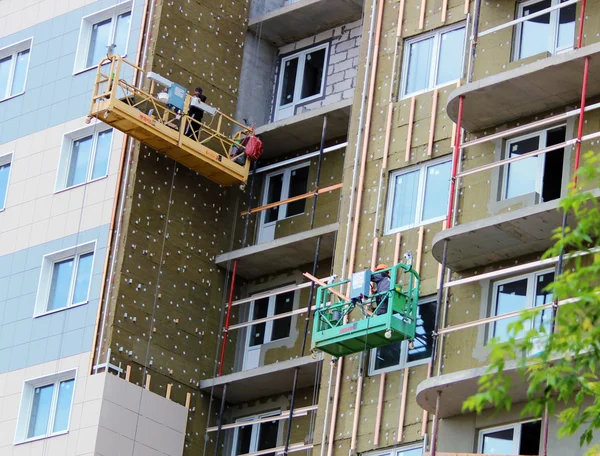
[371,264,391,316]
[186,87,207,138]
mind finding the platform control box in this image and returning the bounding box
[168,83,186,111]
[350,270,371,300]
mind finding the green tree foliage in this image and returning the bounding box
[462,151,600,454]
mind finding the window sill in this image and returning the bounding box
[54,174,109,195]
[34,300,89,319]
[73,54,128,76]
[401,79,460,101]
[14,430,69,446]
[0,91,25,104]
[385,215,447,237]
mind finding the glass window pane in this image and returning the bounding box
[520,420,542,454]
[405,37,434,95]
[52,379,75,433]
[28,384,55,438]
[257,420,278,452]
[249,298,269,346]
[301,48,326,99]
[422,161,451,222]
[72,252,93,304]
[0,162,11,209]
[264,173,284,223]
[271,291,294,341]
[482,428,516,454]
[505,136,541,199]
[436,28,464,85]
[280,57,299,106]
[10,49,30,96]
[91,130,112,180]
[557,1,576,50]
[493,278,528,341]
[374,341,401,371]
[236,425,253,454]
[534,272,554,333]
[407,301,436,364]
[87,18,112,68]
[113,12,131,55]
[67,135,93,188]
[0,56,12,98]
[390,170,419,230]
[48,259,75,311]
[286,166,309,217]
[518,0,551,59]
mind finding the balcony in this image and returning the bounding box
[215,222,338,279]
[256,98,352,160]
[248,0,364,46]
[200,355,321,403]
[416,360,530,419]
[447,41,600,132]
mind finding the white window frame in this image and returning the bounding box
[274,42,330,120]
[0,152,14,211]
[55,125,114,192]
[501,124,565,201]
[478,419,542,454]
[14,369,77,444]
[385,156,451,235]
[257,161,310,243]
[231,411,281,455]
[34,241,97,317]
[513,0,575,61]
[369,297,436,376]
[0,38,33,102]
[489,268,555,341]
[400,23,466,98]
[73,1,133,74]
[366,444,423,456]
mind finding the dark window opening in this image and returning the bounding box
[272,291,294,341]
[286,166,310,217]
[519,420,542,454]
[542,126,565,202]
[236,425,252,454]
[301,48,326,99]
[265,173,284,223]
[280,58,298,106]
[257,421,278,454]
[249,298,269,347]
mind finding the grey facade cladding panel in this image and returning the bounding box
[0,225,110,374]
[0,0,144,144]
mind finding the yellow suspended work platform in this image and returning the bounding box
[88,55,255,186]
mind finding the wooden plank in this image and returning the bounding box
[427,89,439,156]
[125,365,132,382]
[419,0,427,29]
[398,0,406,37]
[421,361,432,436]
[373,372,386,445]
[185,392,191,409]
[145,374,151,390]
[441,0,448,23]
[393,233,402,265]
[303,272,349,301]
[166,383,172,400]
[415,226,424,274]
[405,97,416,162]
[397,367,409,442]
[241,183,343,216]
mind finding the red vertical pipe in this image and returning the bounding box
[218,259,238,376]
[574,56,590,188]
[446,95,465,226]
[577,0,587,49]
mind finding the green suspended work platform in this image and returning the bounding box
[311,263,420,358]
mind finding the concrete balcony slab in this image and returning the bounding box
[215,223,338,279]
[447,42,600,132]
[249,0,364,46]
[431,199,576,271]
[199,355,322,403]
[256,99,352,160]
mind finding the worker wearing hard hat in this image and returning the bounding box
[371,264,391,315]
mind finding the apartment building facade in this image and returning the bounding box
[1,0,600,456]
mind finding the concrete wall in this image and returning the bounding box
[0,358,187,456]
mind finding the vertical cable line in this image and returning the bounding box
[282,115,327,455]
